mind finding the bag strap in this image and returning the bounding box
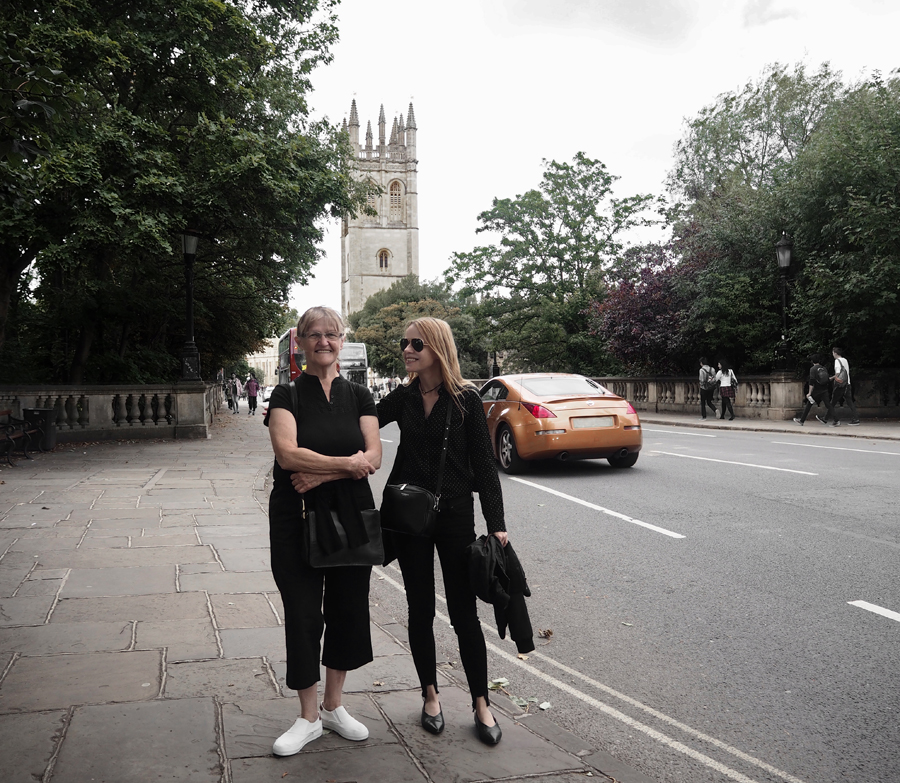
[432,397,454,509]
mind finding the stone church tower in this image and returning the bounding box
[341,99,419,318]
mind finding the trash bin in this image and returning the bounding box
[22,408,56,451]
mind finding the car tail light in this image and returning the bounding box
[626,402,636,415]
[521,402,556,419]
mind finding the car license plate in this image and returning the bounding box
[572,416,614,428]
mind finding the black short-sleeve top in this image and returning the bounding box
[264,374,377,512]
[376,380,505,533]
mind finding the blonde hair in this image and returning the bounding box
[405,317,473,406]
[297,306,345,338]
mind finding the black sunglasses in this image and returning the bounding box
[400,338,429,352]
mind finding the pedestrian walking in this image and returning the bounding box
[794,354,830,425]
[715,360,738,421]
[817,346,861,426]
[230,374,243,414]
[245,374,260,415]
[698,356,718,420]
[265,306,382,756]
[376,317,507,746]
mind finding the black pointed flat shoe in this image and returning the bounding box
[474,714,502,745]
[421,706,444,735]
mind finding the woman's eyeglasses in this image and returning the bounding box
[303,332,343,341]
[400,338,429,352]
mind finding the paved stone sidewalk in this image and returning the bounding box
[0,411,649,783]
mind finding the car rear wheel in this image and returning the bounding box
[607,452,639,469]
[498,426,526,474]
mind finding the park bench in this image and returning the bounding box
[0,409,46,466]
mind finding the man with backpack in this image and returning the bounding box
[698,356,718,420]
[794,354,830,425]
[817,346,861,426]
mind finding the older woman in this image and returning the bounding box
[264,306,381,756]
[377,317,508,745]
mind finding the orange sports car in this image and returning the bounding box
[479,374,642,473]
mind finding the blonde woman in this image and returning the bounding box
[266,306,381,755]
[376,317,508,745]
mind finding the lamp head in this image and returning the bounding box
[775,232,793,269]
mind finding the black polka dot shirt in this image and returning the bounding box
[376,381,506,533]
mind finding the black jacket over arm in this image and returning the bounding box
[467,535,534,654]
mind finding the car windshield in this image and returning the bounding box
[519,377,609,397]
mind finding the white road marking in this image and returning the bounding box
[651,451,818,475]
[380,438,394,443]
[773,441,900,456]
[848,600,900,623]
[377,566,805,783]
[643,428,716,437]
[508,477,685,539]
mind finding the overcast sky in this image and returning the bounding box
[289,0,900,317]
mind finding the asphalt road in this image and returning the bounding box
[370,421,900,783]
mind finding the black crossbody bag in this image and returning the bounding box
[381,398,453,537]
[289,380,383,568]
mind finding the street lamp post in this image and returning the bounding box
[180,231,202,381]
[775,232,793,339]
[491,350,500,378]
[774,232,793,369]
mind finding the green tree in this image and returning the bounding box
[348,274,486,378]
[0,0,367,382]
[446,153,657,373]
[668,62,843,202]
[784,73,900,367]
[664,62,848,371]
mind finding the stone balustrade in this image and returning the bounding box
[469,371,900,420]
[0,382,223,443]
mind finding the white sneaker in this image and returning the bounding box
[320,704,368,740]
[272,717,322,756]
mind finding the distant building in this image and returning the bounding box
[341,99,419,318]
[245,338,278,386]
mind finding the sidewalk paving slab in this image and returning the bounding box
[51,698,221,783]
[164,659,278,700]
[0,650,162,712]
[63,565,176,597]
[0,620,133,655]
[0,709,67,783]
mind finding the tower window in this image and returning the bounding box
[379,250,389,269]
[390,181,402,221]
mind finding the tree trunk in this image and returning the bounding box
[69,321,97,384]
[0,246,39,352]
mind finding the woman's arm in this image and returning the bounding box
[268,407,374,479]
[289,414,382,495]
[375,386,403,428]
[464,391,507,539]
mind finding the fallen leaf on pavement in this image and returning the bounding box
[538,628,553,639]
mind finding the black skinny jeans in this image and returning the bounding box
[798,389,828,423]
[699,388,717,418]
[269,503,373,691]
[824,383,858,423]
[392,494,490,709]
